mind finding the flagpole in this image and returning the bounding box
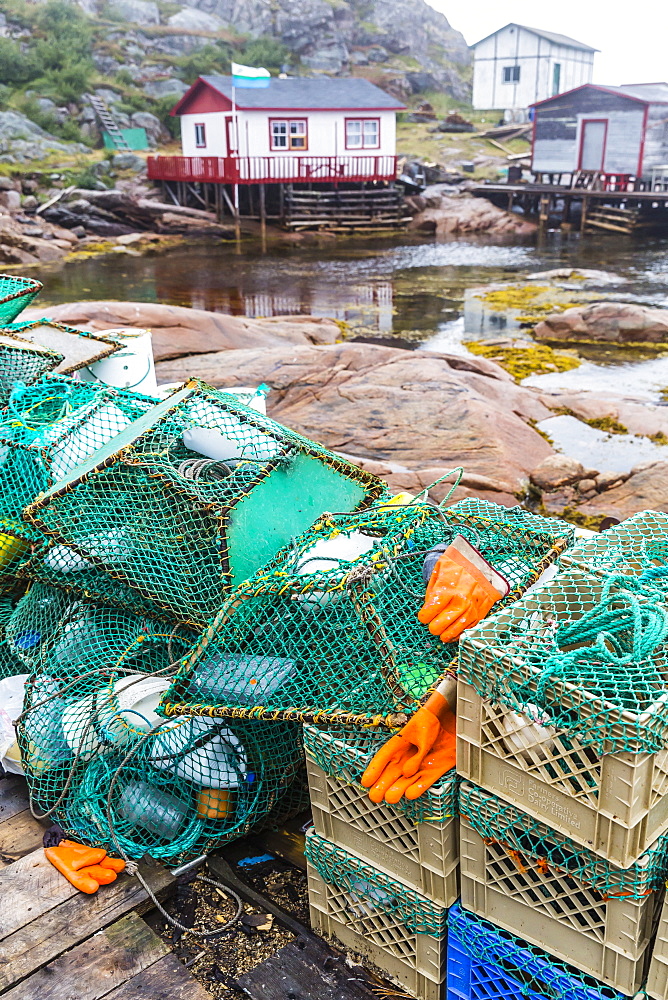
[231,76,240,242]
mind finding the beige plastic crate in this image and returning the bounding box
[457,676,668,869]
[647,889,668,1000]
[306,755,459,907]
[458,784,662,996]
[306,831,446,1000]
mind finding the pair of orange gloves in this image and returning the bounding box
[362,536,509,804]
[44,840,126,893]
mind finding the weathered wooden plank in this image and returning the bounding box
[0,856,175,992]
[2,912,169,1000]
[237,938,376,1000]
[0,777,31,823]
[105,954,212,1000]
[0,849,79,938]
[0,810,45,869]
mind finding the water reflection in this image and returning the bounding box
[36,231,668,358]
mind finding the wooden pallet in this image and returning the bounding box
[0,775,210,999]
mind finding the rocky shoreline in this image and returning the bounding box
[26,297,668,528]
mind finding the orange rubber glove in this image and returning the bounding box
[419,535,509,643]
[382,712,457,802]
[44,840,125,894]
[361,678,456,803]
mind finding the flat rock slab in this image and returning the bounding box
[21,302,340,361]
[156,340,553,495]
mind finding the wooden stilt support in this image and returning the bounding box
[580,196,589,233]
[259,182,267,243]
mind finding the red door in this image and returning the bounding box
[578,119,608,171]
[225,116,237,155]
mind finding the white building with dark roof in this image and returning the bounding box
[153,75,404,182]
[472,23,597,113]
[147,75,406,227]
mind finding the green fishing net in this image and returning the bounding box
[562,510,668,588]
[459,566,668,753]
[24,378,384,627]
[305,829,447,936]
[14,590,305,861]
[459,781,668,898]
[160,498,573,727]
[303,723,459,823]
[0,374,157,542]
[448,904,631,1000]
[5,319,120,375]
[17,540,166,618]
[0,594,26,680]
[0,274,42,323]
[0,333,63,406]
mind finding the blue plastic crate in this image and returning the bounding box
[447,903,633,1000]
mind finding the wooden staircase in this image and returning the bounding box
[583,204,649,234]
[283,185,407,231]
[87,94,132,152]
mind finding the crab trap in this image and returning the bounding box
[0,374,158,543]
[23,379,385,626]
[0,274,42,324]
[160,498,573,728]
[13,585,305,861]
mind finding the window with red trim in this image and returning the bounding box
[270,119,308,151]
[194,123,206,148]
[345,119,380,149]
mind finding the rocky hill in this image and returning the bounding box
[0,0,471,163]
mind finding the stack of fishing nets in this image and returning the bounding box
[23,377,385,626]
[160,497,574,728]
[14,584,305,861]
[9,376,392,861]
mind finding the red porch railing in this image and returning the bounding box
[147,155,398,185]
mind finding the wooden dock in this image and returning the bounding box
[472,181,668,234]
[0,775,210,1000]
[0,777,386,1000]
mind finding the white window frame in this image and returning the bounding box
[502,65,521,84]
[345,118,380,150]
[270,119,308,151]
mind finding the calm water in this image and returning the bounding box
[38,231,668,343]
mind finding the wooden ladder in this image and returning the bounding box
[87,94,132,152]
[584,204,642,234]
[283,185,406,231]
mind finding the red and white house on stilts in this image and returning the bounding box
[147,75,406,228]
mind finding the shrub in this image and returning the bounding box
[238,37,291,73]
[0,37,39,84]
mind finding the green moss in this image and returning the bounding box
[658,387,668,403]
[478,285,582,325]
[465,341,580,382]
[64,240,118,260]
[334,319,351,341]
[649,431,668,445]
[536,502,606,531]
[527,418,553,445]
[583,415,628,435]
[559,507,607,531]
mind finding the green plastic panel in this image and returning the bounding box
[227,452,367,587]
